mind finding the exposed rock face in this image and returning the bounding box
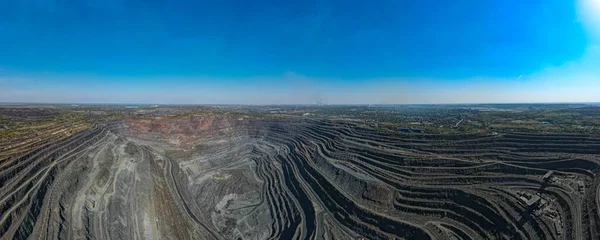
[2,115,600,239]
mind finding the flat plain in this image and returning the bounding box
[1,104,600,240]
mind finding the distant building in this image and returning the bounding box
[526,195,541,206]
[542,171,554,182]
[519,194,541,207]
[554,220,562,235]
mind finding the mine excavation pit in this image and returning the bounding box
[1,105,600,240]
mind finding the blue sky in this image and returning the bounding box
[1,0,600,104]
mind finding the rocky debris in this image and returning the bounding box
[1,112,600,240]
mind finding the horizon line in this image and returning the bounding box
[1,101,599,106]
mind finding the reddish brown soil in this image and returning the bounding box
[124,115,237,149]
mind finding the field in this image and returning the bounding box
[1,104,600,240]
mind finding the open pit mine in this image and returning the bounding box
[1,105,600,240]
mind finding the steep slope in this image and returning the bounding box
[1,115,599,239]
